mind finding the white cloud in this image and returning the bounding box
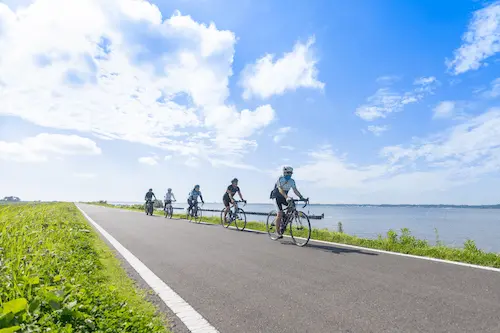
[0,0,274,166]
[433,101,456,118]
[366,125,389,136]
[483,77,500,98]
[240,36,324,100]
[280,145,295,150]
[164,155,172,161]
[138,156,158,166]
[446,1,500,75]
[356,77,438,121]
[0,133,101,162]
[273,126,292,143]
[376,75,400,85]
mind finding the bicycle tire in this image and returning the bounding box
[266,210,279,240]
[290,211,311,247]
[235,208,247,231]
[221,209,231,228]
[195,207,203,223]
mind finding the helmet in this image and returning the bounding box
[167,188,172,192]
[283,166,293,175]
[231,178,238,184]
[194,184,200,189]
[149,188,153,191]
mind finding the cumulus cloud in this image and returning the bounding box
[0,0,275,166]
[240,36,324,100]
[0,133,101,162]
[355,77,438,121]
[446,1,500,75]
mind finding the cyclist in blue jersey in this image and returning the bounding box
[271,166,305,238]
[187,185,204,216]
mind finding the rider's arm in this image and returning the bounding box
[227,186,234,202]
[200,193,204,203]
[292,184,304,199]
[172,193,176,201]
[237,189,244,201]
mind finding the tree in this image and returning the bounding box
[2,196,21,202]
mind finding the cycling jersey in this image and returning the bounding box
[145,191,156,200]
[164,192,176,201]
[226,185,240,196]
[188,190,202,201]
[276,176,296,194]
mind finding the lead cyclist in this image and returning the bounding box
[271,166,306,239]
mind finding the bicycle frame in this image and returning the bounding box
[227,200,246,220]
[281,199,309,229]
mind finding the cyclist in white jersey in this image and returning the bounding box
[164,188,176,210]
[270,166,305,238]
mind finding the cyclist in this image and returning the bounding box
[187,185,204,217]
[223,178,246,222]
[164,188,176,210]
[144,188,157,211]
[271,166,306,238]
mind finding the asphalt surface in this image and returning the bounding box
[78,204,500,333]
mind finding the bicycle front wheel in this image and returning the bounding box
[266,210,279,240]
[290,211,311,247]
[235,208,247,231]
[193,207,203,223]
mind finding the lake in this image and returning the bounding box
[111,202,500,253]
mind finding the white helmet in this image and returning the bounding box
[283,166,294,174]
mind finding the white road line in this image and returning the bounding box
[75,205,219,333]
[85,204,500,273]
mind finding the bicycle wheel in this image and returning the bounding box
[266,210,279,240]
[167,207,172,219]
[290,211,311,247]
[193,207,202,223]
[221,209,231,228]
[235,208,247,231]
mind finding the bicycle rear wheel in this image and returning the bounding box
[221,209,231,228]
[266,210,279,240]
[234,208,247,231]
[290,211,311,247]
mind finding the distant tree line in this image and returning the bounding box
[2,196,21,202]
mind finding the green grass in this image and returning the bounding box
[87,202,500,269]
[0,202,169,333]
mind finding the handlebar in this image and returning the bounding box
[232,200,247,207]
[289,197,309,208]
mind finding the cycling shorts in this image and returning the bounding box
[274,194,288,212]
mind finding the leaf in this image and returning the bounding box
[28,299,41,313]
[85,319,95,330]
[0,313,14,328]
[2,299,27,315]
[48,300,61,310]
[66,301,77,310]
[28,276,40,285]
[53,275,62,283]
[0,326,22,333]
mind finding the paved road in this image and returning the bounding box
[79,204,500,333]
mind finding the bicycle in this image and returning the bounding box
[186,201,203,223]
[220,200,247,231]
[164,200,176,219]
[145,199,155,216]
[266,198,311,247]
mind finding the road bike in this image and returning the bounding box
[266,198,311,247]
[145,199,155,216]
[220,200,247,231]
[187,201,203,223]
[164,200,176,219]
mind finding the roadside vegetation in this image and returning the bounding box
[0,203,169,333]
[88,202,500,269]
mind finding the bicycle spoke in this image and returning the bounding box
[235,208,247,231]
[290,211,311,247]
[266,210,279,240]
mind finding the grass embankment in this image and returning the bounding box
[88,202,500,269]
[0,203,169,333]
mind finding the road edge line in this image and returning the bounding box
[75,204,220,333]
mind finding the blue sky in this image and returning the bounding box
[1,0,500,204]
